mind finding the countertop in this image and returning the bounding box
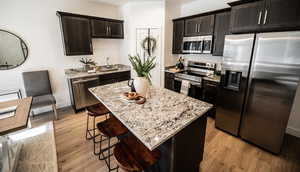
[165,66,221,83]
[0,97,32,135]
[64,64,131,79]
[8,122,58,172]
[89,81,212,150]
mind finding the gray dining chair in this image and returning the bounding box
[22,70,58,120]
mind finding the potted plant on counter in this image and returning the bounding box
[79,57,96,72]
[129,54,156,97]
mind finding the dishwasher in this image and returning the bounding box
[71,76,100,111]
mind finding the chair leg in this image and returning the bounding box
[52,104,58,120]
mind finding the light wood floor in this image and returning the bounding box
[31,107,300,172]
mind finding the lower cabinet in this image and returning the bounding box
[202,80,219,118]
[165,72,175,91]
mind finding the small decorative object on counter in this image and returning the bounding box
[122,92,147,104]
[128,54,156,97]
[127,79,136,92]
[176,57,184,70]
[79,57,96,72]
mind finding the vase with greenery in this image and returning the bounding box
[79,57,95,71]
[129,54,156,96]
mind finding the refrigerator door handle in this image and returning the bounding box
[258,11,262,25]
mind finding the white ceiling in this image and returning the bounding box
[92,0,239,6]
[92,0,163,6]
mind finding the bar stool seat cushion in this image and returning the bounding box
[87,103,110,117]
[96,117,128,138]
[113,136,161,172]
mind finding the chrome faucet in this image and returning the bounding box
[106,57,110,67]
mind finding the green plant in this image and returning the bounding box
[79,57,95,65]
[129,54,156,83]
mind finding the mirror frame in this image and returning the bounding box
[0,29,29,70]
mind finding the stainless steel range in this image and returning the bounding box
[174,61,216,86]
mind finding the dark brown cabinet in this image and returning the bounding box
[213,11,231,56]
[108,21,124,38]
[230,0,300,33]
[185,15,214,36]
[199,15,215,35]
[91,19,124,38]
[60,15,93,56]
[57,11,124,56]
[230,1,264,33]
[165,72,175,91]
[172,20,185,54]
[263,0,300,31]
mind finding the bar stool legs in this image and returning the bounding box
[85,103,110,155]
[96,117,128,172]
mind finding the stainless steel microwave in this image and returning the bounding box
[182,35,213,54]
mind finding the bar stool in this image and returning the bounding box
[97,116,128,172]
[86,103,110,155]
[113,135,161,172]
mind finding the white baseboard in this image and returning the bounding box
[286,127,300,138]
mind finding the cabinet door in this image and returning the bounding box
[199,15,215,35]
[91,19,108,38]
[108,21,124,38]
[263,0,300,30]
[165,72,174,90]
[61,16,93,55]
[172,20,185,54]
[213,12,231,56]
[230,1,264,33]
[185,17,201,36]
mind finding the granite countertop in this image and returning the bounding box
[8,122,58,172]
[89,81,212,150]
[64,64,131,79]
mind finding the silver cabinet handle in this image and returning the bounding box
[198,23,201,33]
[106,26,109,34]
[263,9,268,25]
[195,24,198,33]
[258,11,262,24]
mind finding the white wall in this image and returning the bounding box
[0,0,122,111]
[120,1,165,87]
[164,0,300,137]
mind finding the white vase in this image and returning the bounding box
[134,77,149,97]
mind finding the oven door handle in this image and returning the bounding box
[174,78,202,87]
[72,77,99,84]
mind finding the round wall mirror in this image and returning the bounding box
[0,30,28,70]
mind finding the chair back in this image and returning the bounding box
[22,70,52,97]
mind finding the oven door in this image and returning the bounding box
[182,37,203,54]
[202,35,213,54]
[174,77,202,99]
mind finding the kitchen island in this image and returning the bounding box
[89,81,212,172]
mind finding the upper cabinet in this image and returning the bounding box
[60,15,93,56]
[185,15,214,36]
[173,20,185,54]
[262,0,300,31]
[229,0,300,33]
[91,19,124,38]
[213,11,231,56]
[230,1,264,33]
[57,11,124,56]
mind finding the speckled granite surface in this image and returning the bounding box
[8,122,58,172]
[65,64,131,79]
[89,81,212,150]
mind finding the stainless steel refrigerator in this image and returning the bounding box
[216,31,300,154]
